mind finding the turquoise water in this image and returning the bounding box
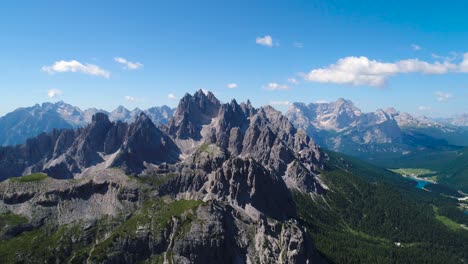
[414,179,430,189]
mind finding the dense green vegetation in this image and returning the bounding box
[364,146,468,193]
[404,127,468,147]
[390,168,436,178]
[436,147,468,192]
[295,151,468,263]
[9,173,48,183]
[0,221,92,263]
[370,149,461,171]
[0,212,28,235]
[90,198,202,262]
[388,147,468,193]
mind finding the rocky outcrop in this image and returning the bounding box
[164,93,325,196]
[0,113,180,180]
[166,90,221,140]
[0,169,140,225]
[109,113,180,173]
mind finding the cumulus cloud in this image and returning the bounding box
[304,56,462,87]
[270,101,290,106]
[42,60,110,78]
[418,105,431,111]
[287,78,299,85]
[263,82,290,90]
[114,57,143,70]
[168,93,177,100]
[411,44,421,51]
[458,53,468,72]
[227,83,238,89]
[435,91,453,102]
[256,35,274,47]
[125,96,136,102]
[47,89,63,98]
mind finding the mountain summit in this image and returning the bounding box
[0,102,175,147]
[286,99,467,164]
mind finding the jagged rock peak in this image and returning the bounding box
[91,112,111,123]
[135,112,153,124]
[167,90,222,140]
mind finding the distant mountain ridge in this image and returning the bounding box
[433,113,468,127]
[0,101,174,146]
[286,99,468,165]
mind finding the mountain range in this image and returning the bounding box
[286,99,468,166]
[0,91,466,263]
[0,102,174,147]
[435,113,468,127]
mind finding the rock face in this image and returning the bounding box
[0,170,139,226]
[287,99,401,146]
[109,113,180,173]
[0,90,326,263]
[0,112,180,181]
[286,99,464,159]
[166,90,221,140]
[0,101,175,147]
[164,90,325,194]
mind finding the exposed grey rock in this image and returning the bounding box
[0,169,140,226]
[0,113,181,180]
[109,113,180,173]
[286,99,466,159]
[0,101,175,147]
[166,89,221,140]
[0,91,327,264]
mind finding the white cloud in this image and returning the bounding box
[168,93,177,100]
[227,83,238,89]
[293,42,304,48]
[287,78,299,84]
[418,105,431,111]
[458,53,468,72]
[411,44,421,51]
[270,101,290,106]
[435,91,453,102]
[125,96,136,102]
[304,56,460,87]
[114,57,143,70]
[256,35,274,47]
[47,89,63,98]
[263,82,290,90]
[42,60,110,78]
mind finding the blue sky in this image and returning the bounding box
[0,0,467,117]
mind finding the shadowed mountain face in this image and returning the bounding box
[0,102,175,147]
[0,112,180,180]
